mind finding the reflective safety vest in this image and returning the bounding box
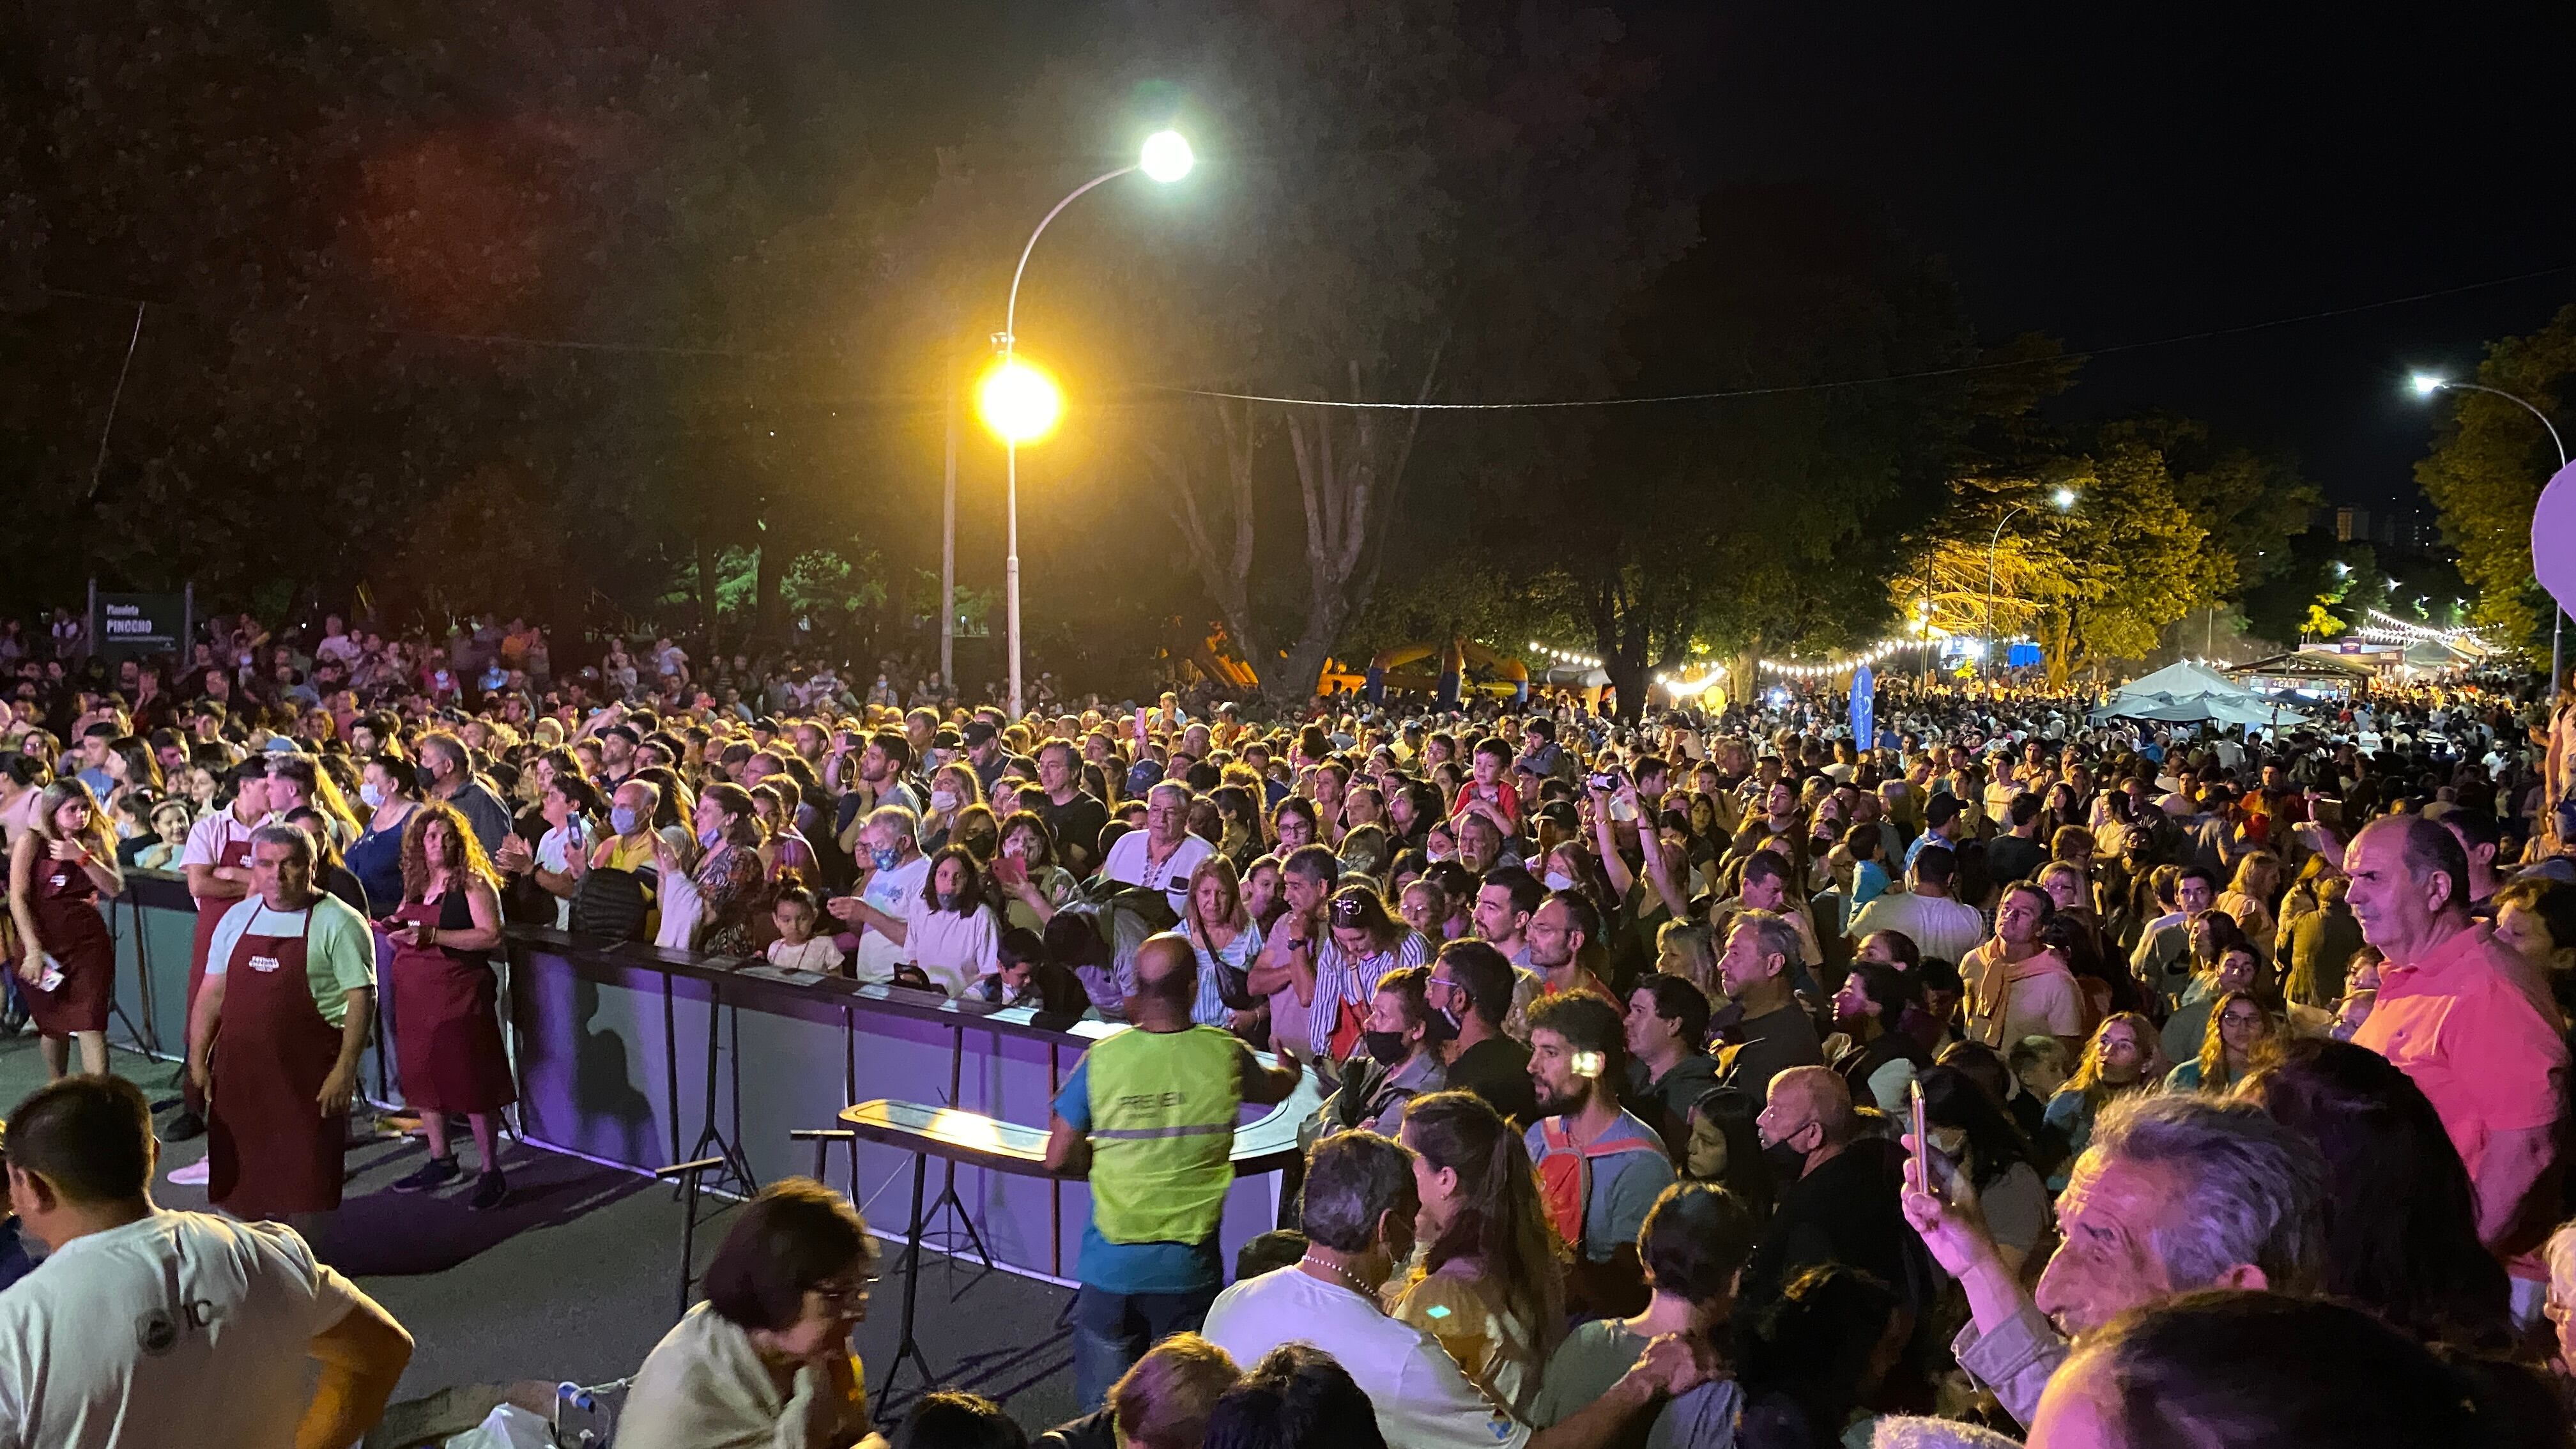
[1085,1024,1243,1245]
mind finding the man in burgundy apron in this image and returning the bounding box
[173,760,274,1137]
[187,823,376,1227]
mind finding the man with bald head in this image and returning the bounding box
[2346,814,2567,1320]
[1739,1065,1918,1308]
[1045,933,1304,1409]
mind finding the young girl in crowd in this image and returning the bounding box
[765,882,845,975]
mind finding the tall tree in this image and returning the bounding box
[2416,303,2575,655]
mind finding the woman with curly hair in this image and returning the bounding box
[1392,1090,1567,1417]
[385,799,515,1209]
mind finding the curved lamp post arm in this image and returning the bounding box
[1000,165,1138,352]
[2436,381,2568,469]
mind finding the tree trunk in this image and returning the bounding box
[751,528,784,655]
[694,539,722,661]
[1147,399,1269,689]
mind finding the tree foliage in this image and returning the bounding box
[2416,303,2575,655]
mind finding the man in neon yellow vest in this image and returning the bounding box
[1045,931,1302,1411]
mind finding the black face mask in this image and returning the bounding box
[1761,1128,1811,1177]
[1363,1030,1411,1067]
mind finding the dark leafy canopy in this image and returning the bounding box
[2417,303,2576,656]
[1470,185,2070,716]
[1,1,912,648]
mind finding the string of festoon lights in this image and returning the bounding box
[1526,641,1604,670]
[2356,606,2488,647]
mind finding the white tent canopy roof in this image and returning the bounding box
[2090,660,2308,728]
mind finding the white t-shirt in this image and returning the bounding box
[1203,1267,1529,1449]
[901,900,1000,997]
[848,854,931,983]
[0,1211,365,1449]
[1102,829,1214,917]
[765,937,847,974]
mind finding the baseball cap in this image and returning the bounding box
[962,720,998,747]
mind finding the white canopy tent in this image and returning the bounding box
[2090,660,2309,728]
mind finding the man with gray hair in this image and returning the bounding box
[184,822,378,1227]
[1203,1130,1702,1449]
[1102,779,1213,919]
[827,804,930,983]
[1713,909,1822,1105]
[1900,1091,2326,1429]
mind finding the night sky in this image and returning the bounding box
[842,3,2576,509]
[1628,2,2576,507]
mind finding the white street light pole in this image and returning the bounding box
[2414,374,2568,689]
[991,130,1194,720]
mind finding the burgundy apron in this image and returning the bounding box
[387,890,516,1115]
[188,824,257,1010]
[206,907,347,1216]
[26,852,114,1035]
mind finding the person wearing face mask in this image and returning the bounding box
[679,783,769,958]
[344,753,422,921]
[1736,1067,1918,1313]
[1324,965,1447,1137]
[827,806,931,983]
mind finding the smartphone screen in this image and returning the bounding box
[1908,1080,1929,1195]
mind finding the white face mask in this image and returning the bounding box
[929,789,958,813]
[1542,870,1574,893]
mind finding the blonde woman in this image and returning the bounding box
[2217,851,2283,965]
[6,781,123,1078]
[2041,1012,2161,1190]
[1182,854,1264,1032]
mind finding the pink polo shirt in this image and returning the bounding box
[2353,922,2566,1269]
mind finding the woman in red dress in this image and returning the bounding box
[6,780,123,1078]
[385,800,517,1211]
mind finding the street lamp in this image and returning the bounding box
[2411,372,2570,686]
[985,128,1195,717]
[1986,487,2076,677]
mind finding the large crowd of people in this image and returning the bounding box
[3,600,2576,1448]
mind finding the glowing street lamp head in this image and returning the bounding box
[1139,130,1194,184]
[977,356,1062,444]
[2050,487,2078,510]
[2409,373,2447,399]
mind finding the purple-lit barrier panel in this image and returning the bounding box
[505,931,1308,1285]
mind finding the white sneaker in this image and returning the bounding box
[167,1159,211,1186]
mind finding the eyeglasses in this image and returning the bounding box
[808,1275,878,1312]
[1330,898,1367,926]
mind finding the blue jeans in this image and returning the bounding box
[1068,1284,1219,1412]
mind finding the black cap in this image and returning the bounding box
[962,720,999,747]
